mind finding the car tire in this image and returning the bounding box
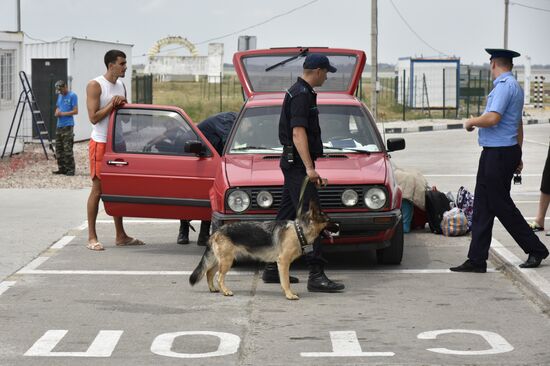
[376,218,404,265]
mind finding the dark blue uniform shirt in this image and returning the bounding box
[278,77,323,167]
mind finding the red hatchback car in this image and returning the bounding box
[100,47,406,264]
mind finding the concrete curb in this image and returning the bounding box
[381,118,549,134]
[489,240,550,311]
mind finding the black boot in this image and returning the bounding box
[197,221,211,246]
[262,262,299,284]
[307,264,345,292]
[177,220,190,245]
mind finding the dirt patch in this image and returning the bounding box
[0,141,91,189]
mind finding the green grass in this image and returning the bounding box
[153,77,550,123]
[153,76,244,123]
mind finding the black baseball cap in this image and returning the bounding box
[303,54,337,73]
[485,48,521,60]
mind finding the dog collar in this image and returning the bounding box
[294,221,308,250]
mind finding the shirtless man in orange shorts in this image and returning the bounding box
[85,49,145,251]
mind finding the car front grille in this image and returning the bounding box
[249,185,370,210]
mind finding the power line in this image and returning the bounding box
[142,0,319,57]
[195,0,319,45]
[389,0,450,57]
[510,1,550,12]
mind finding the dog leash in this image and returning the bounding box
[295,176,310,218]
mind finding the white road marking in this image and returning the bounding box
[77,222,88,231]
[151,331,241,359]
[301,331,394,357]
[16,268,497,276]
[18,270,256,276]
[50,236,75,249]
[18,257,50,273]
[418,329,514,355]
[491,238,550,299]
[24,330,123,357]
[95,219,192,224]
[424,174,542,177]
[0,281,16,296]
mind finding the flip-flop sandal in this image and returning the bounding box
[528,222,544,232]
[86,242,105,251]
[116,238,146,246]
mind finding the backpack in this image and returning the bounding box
[456,186,474,230]
[425,189,452,234]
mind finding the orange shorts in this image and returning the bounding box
[89,139,106,180]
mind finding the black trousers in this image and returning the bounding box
[276,160,324,266]
[468,145,549,264]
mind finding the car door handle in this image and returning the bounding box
[107,160,128,166]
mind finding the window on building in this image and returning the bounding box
[0,50,15,106]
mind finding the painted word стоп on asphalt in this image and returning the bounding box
[24,329,514,358]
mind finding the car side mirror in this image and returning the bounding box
[184,140,204,155]
[387,138,405,152]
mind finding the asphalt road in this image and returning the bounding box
[1,124,549,365]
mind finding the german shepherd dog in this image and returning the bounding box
[189,199,330,300]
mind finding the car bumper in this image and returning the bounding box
[212,209,402,237]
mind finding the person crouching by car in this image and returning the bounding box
[177,112,237,246]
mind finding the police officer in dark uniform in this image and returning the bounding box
[450,48,549,272]
[178,112,237,245]
[261,54,345,292]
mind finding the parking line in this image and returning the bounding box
[0,281,16,296]
[18,270,255,276]
[50,236,75,249]
[16,268,497,276]
[424,174,542,177]
[18,257,51,274]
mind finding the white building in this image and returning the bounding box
[0,31,23,155]
[396,57,460,109]
[145,43,223,83]
[24,37,133,141]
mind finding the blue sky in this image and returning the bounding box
[1,0,549,65]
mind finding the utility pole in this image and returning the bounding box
[16,0,21,32]
[371,0,378,120]
[504,0,509,48]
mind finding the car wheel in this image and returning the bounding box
[376,218,404,265]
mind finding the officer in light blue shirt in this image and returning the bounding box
[451,48,548,273]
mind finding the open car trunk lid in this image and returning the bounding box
[233,47,366,98]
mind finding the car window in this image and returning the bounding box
[227,105,382,154]
[113,109,200,155]
[319,105,382,153]
[242,54,358,93]
[229,106,282,153]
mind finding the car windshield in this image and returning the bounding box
[242,54,358,93]
[227,105,382,154]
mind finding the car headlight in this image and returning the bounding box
[364,187,386,209]
[256,191,273,208]
[227,190,250,212]
[341,189,358,207]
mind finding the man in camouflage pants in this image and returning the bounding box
[53,80,78,176]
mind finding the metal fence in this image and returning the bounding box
[132,74,153,104]
[366,66,546,121]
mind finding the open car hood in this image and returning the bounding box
[233,47,366,98]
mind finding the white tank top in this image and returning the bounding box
[90,75,126,143]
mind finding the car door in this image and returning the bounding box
[101,104,219,220]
